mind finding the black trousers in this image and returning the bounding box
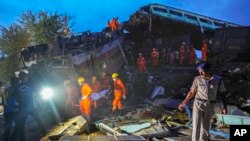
[12,109,46,141]
[4,113,17,141]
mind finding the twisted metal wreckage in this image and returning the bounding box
[12,3,250,141]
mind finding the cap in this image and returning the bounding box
[197,63,210,71]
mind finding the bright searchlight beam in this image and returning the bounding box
[41,87,54,100]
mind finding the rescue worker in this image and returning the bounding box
[112,73,126,112]
[136,53,147,74]
[201,40,208,62]
[64,80,80,118]
[100,72,111,90]
[169,48,175,65]
[110,17,118,31]
[151,48,159,67]
[78,77,92,121]
[174,49,179,64]
[13,71,46,141]
[178,63,227,141]
[90,76,101,109]
[113,17,119,29]
[3,76,19,141]
[179,42,185,64]
[161,48,167,65]
[125,72,134,96]
[189,45,197,64]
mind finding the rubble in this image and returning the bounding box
[40,116,87,141]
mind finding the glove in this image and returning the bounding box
[81,96,87,100]
[123,95,126,100]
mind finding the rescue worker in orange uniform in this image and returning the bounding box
[179,42,185,64]
[113,17,119,29]
[151,48,159,67]
[112,73,126,112]
[189,45,197,64]
[64,80,80,118]
[78,77,92,120]
[90,76,101,109]
[201,40,208,62]
[137,53,147,74]
[110,17,118,31]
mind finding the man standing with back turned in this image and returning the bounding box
[178,63,227,141]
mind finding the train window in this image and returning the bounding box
[169,10,183,17]
[184,14,197,20]
[153,7,168,13]
[141,7,150,13]
[99,63,103,69]
[199,18,212,25]
[214,22,224,27]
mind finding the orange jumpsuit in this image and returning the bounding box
[113,18,119,29]
[151,50,159,66]
[137,56,147,73]
[113,78,126,111]
[179,45,185,64]
[189,48,197,64]
[79,83,92,116]
[201,42,208,62]
[111,18,117,31]
[91,80,101,109]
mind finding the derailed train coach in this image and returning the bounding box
[18,31,125,111]
[124,3,242,59]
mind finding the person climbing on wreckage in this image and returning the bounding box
[178,63,228,141]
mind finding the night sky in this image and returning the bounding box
[0,0,249,32]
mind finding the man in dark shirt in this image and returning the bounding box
[13,71,46,141]
[3,76,19,141]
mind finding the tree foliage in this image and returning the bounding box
[19,11,72,44]
[0,10,73,82]
[0,24,30,81]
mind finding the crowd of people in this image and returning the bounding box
[136,41,209,74]
[63,72,127,122]
[1,72,46,141]
[0,36,217,141]
[0,69,129,141]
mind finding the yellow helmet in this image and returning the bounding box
[112,73,118,79]
[78,77,85,83]
[64,80,71,86]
